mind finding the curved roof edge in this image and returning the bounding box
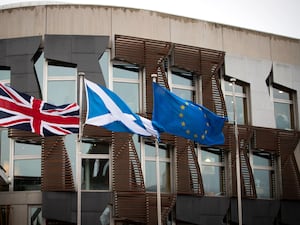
[0,1,67,10]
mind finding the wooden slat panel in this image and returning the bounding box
[112,132,148,222]
[176,137,203,195]
[41,136,74,191]
[279,131,300,200]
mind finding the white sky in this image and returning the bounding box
[1,0,300,39]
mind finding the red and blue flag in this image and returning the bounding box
[0,82,80,136]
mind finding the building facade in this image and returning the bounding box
[0,2,300,225]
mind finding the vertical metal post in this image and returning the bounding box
[151,74,162,225]
[77,72,85,225]
[230,78,243,225]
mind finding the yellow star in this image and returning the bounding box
[201,134,205,139]
[194,134,198,138]
[180,105,185,110]
[186,130,190,134]
[181,121,186,127]
[179,113,184,118]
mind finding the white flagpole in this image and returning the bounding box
[151,74,162,225]
[77,72,85,225]
[230,78,243,225]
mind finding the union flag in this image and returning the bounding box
[0,82,80,136]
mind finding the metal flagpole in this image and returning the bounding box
[77,72,85,225]
[230,78,243,225]
[151,74,162,225]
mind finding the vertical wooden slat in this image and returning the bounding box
[41,136,74,191]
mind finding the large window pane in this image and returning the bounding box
[200,148,225,196]
[82,158,109,190]
[113,82,139,113]
[201,166,224,195]
[251,151,275,199]
[48,65,76,76]
[14,142,40,156]
[225,95,246,124]
[145,161,170,192]
[113,66,139,79]
[14,159,41,191]
[274,102,292,129]
[81,142,110,191]
[173,88,193,101]
[253,169,273,199]
[48,80,76,105]
[99,51,109,87]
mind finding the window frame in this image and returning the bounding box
[249,149,276,199]
[271,83,296,130]
[223,76,250,125]
[197,146,227,196]
[80,141,111,192]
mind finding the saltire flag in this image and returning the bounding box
[152,82,227,146]
[84,79,159,139]
[0,82,80,136]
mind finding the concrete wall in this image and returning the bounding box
[0,191,42,225]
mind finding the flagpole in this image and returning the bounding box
[151,74,162,225]
[77,72,85,225]
[230,78,243,225]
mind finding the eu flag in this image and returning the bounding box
[152,82,227,146]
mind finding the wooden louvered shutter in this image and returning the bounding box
[176,137,204,195]
[279,131,300,200]
[41,136,74,191]
[229,125,256,199]
[112,132,147,223]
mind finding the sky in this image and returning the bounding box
[0,0,299,39]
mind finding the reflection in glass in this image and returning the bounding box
[29,206,42,225]
[48,80,76,105]
[254,169,273,199]
[81,142,110,190]
[0,69,11,84]
[145,161,170,193]
[225,95,245,124]
[113,66,139,79]
[274,102,291,129]
[82,158,109,190]
[172,73,193,86]
[200,148,225,196]
[252,151,274,199]
[201,166,224,196]
[173,88,193,101]
[99,51,109,87]
[113,82,139,113]
[14,142,40,156]
[48,65,76,76]
[14,159,41,191]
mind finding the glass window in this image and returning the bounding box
[81,142,110,191]
[13,142,41,191]
[250,150,275,199]
[199,147,225,196]
[0,68,10,85]
[113,64,140,113]
[28,206,42,225]
[99,51,110,87]
[47,64,77,105]
[273,85,295,130]
[171,71,195,102]
[224,78,249,125]
[143,141,171,193]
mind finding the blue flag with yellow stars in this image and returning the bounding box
[152,82,227,146]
